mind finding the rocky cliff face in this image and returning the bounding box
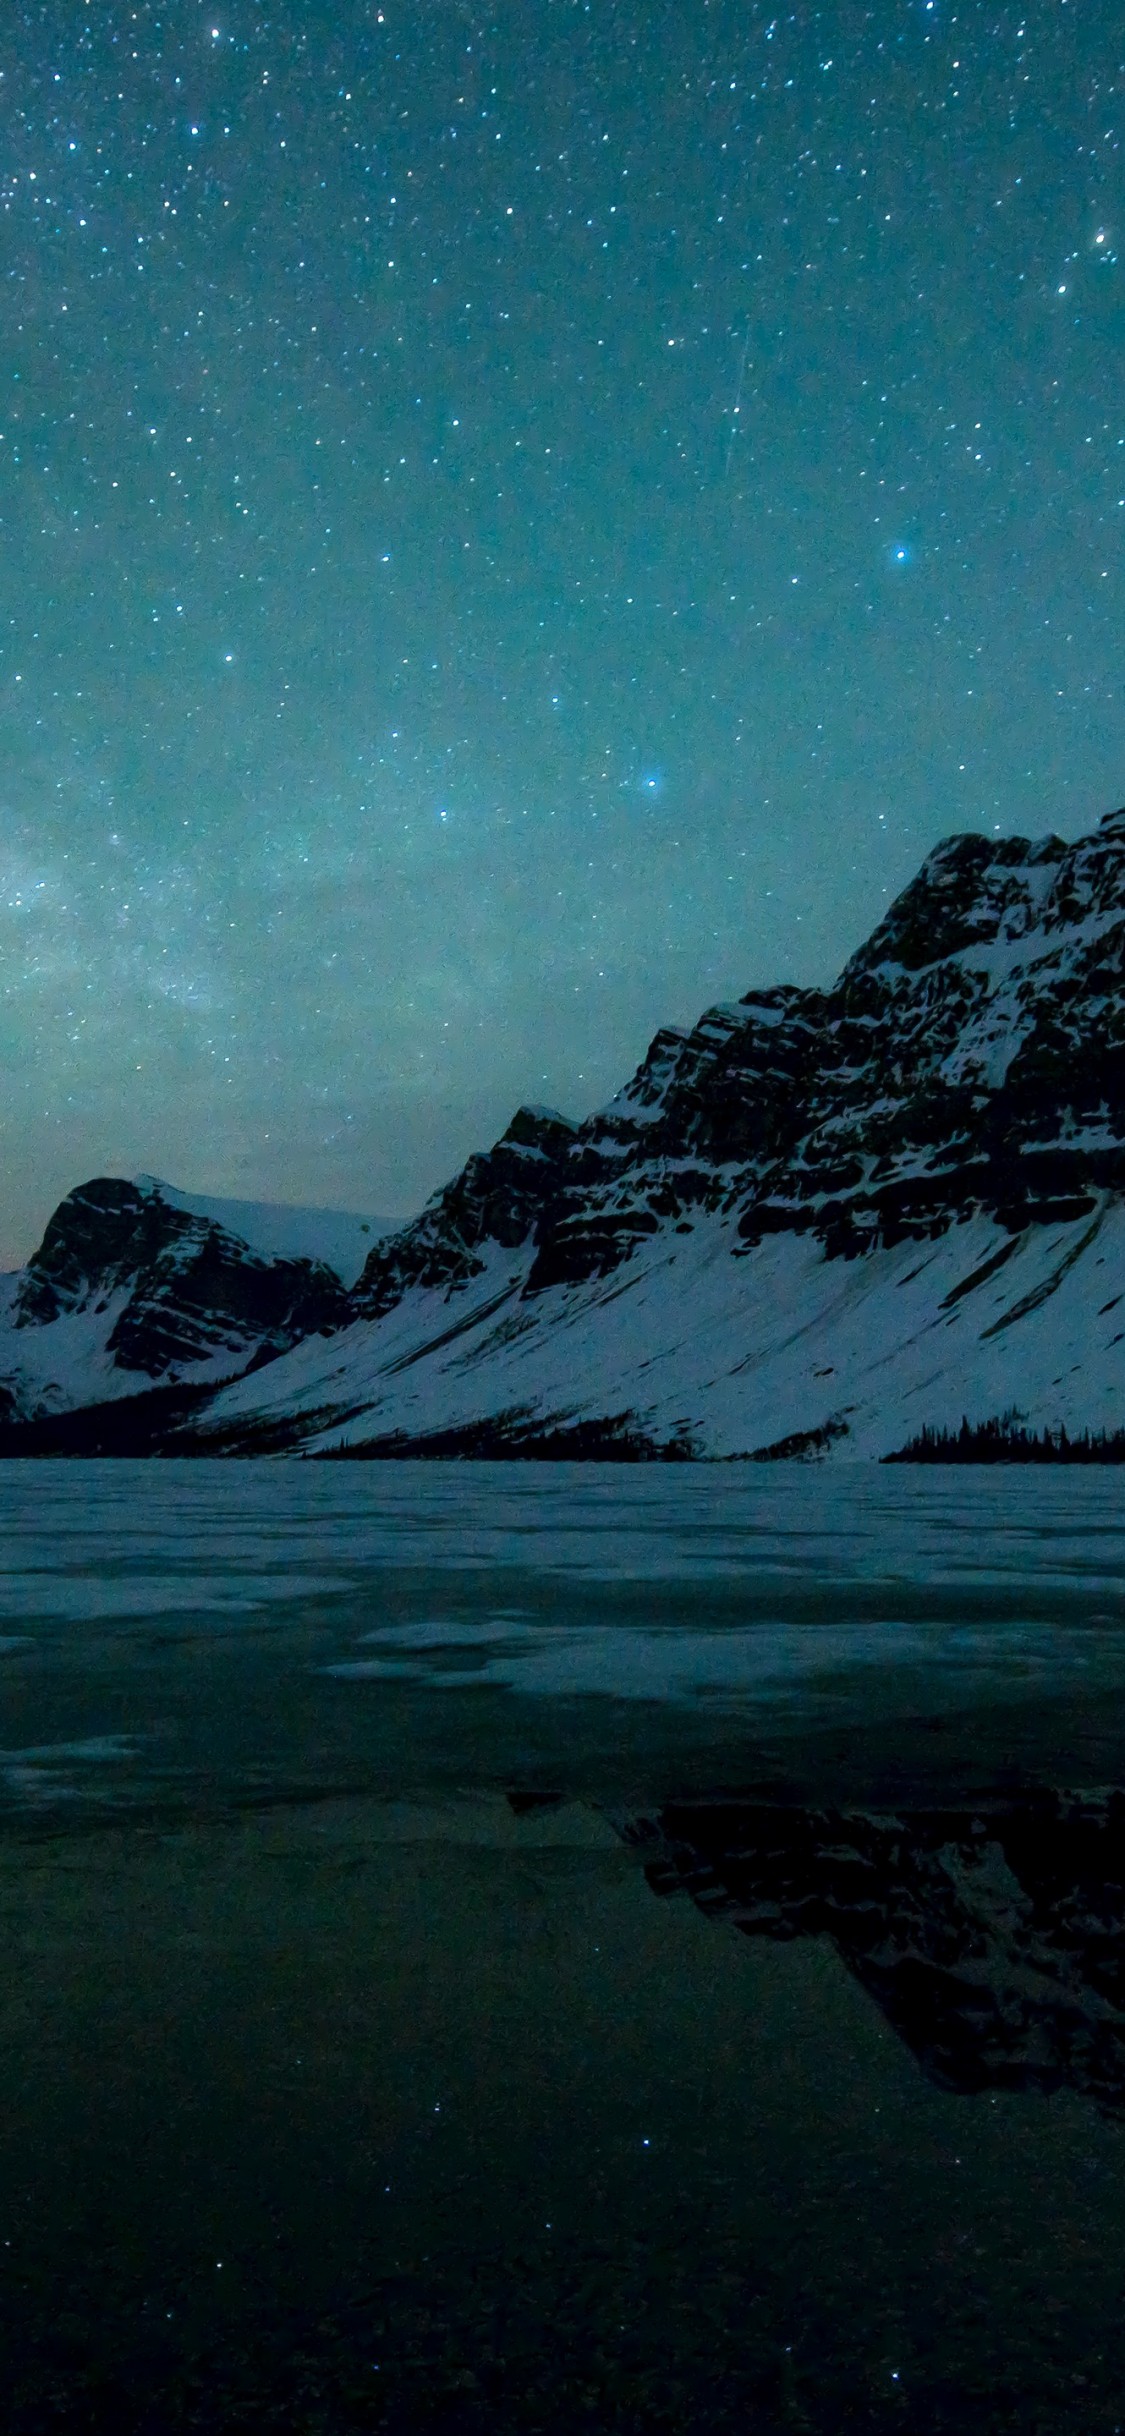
[347,808,1125,1319]
[0,1177,356,1419]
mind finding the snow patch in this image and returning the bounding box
[135,1177,391,1285]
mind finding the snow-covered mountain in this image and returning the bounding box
[6,802,1125,1457]
[133,1179,385,1288]
[190,803,1125,1459]
[0,1176,389,1422]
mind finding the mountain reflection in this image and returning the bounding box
[610,1790,1125,2110]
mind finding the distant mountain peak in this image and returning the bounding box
[0,1176,391,1422]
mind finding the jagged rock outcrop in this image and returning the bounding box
[0,1177,371,1420]
[353,1105,581,1317]
[616,1790,1125,2111]
[749,814,1125,1254]
[344,808,1125,1313]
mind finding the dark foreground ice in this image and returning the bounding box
[3,1459,1125,2431]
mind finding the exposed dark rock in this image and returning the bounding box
[4,1177,350,1410]
[349,805,1125,1310]
[351,1106,580,1318]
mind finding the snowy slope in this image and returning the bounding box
[194,1196,1125,1458]
[138,1180,389,1289]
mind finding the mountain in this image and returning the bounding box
[186,802,1125,1459]
[5,801,1125,1457]
[0,1177,389,1424]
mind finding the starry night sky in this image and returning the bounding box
[1,0,1121,1263]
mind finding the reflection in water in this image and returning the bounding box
[615,1790,1125,2110]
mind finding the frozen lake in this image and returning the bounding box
[3,1459,1125,2431]
[5,1458,1125,1817]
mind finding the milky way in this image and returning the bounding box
[1,0,1121,1261]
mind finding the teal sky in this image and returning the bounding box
[1,0,1122,1262]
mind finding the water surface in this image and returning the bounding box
[3,1459,1125,2431]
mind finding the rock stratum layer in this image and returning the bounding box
[5,804,1125,1456]
[0,1177,384,1425]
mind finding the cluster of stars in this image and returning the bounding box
[0,0,1120,1264]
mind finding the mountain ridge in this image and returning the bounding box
[4,803,1125,1455]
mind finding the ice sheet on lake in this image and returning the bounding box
[1,1462,1125,1820]
[0,1571,356,1620]
[2,1460,1125,1696]
[323,1612,1124,1702]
